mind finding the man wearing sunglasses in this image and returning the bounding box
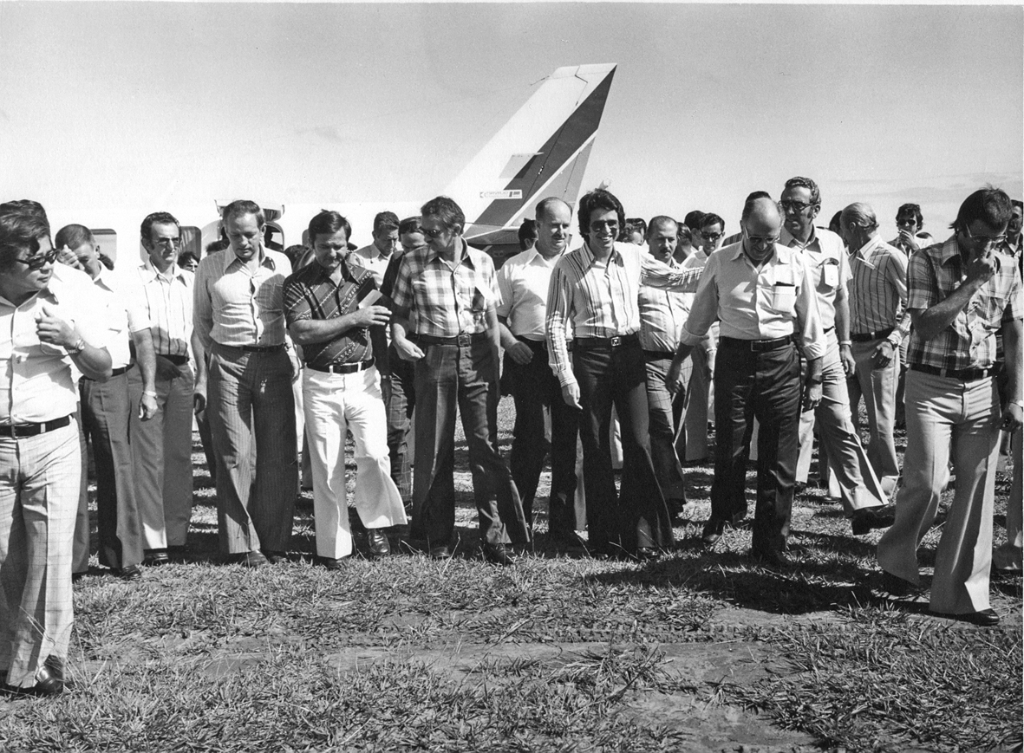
[878,188,1022,627]
[669,196,825,568]
[0,202,112,695]
[779,177,893,537]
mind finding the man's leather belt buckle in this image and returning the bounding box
[0,415,72,439]
[722,335,791,352]
[911,363,1000,382]
[310,358,374,375]
[851,327,894,343]
[609,336,623,347]
[456,333,474,347]
[241,343,285,353]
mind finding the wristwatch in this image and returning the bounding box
[66,337,86,355]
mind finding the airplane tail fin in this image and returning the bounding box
[447,63,617,260]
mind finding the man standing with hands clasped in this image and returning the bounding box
[669,196,825,567]
[878,188,1022,626]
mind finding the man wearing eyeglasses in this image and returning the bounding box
[390,196,529,565]
[680,213,726,463]
[126,213,204,566]
[668,197,825,568]
[0,202,112,695]
[547,189,703,560]
[877,188,1022,626]
[54,224,158,582]
[779,177,893,537]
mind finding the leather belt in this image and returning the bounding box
[643,349,675,359]
[851,327,895,343]
[416,332,488,346]
[0,415,72,439]
[82,363,133,382]
[575,333,640,350]
[160,354,190,366]
[240,343,285,353]
[910,363,1000,382]
[307,358,374,375]
[719,335,793,352]
[823,326,835,334]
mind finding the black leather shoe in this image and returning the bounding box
[367,530,391,558]
[3,656,69,697]
[701,518,726,547]
[318,556,344,571]
[851,505,896,535]
[548,529,586,551]
[116,565,143,581]
[230,551,268,568]
[880,571,922,596]
[930,608,1000,627]
[143,549,170,567]
[429,545,452,560]
[261,550,288,564]
[635,547,661,562]
[749,547,791,570]
[482,543,514,567]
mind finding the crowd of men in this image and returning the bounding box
[0,181,1020,695]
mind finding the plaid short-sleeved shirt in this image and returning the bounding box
[390,240,497,338]
[906,236,1023,370]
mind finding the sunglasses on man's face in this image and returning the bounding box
[13,248,59,270]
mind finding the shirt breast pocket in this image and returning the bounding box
[771,283,797,313]
[821,260,839,289]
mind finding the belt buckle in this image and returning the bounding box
[456,333,472,347]
[610,336,622,347]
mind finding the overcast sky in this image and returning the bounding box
[1,2,1021,244]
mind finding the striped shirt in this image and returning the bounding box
[780,227,849,331]
[546,241,702,386]
[133,260,193,357]
[639,255,690,354]
[906,236,1022,371]
[193,248,293,350]
[496,248,565,341]
[390,239,497,338]
[680,242,826,359]
[283,258,377,367]
[848,235,911,346]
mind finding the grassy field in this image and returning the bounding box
[1,398,1020,752]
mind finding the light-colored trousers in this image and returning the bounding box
[877,370,1001,614]
[128,364,195,549]
[0,423,78,688]
[303,366,407,559]
[846,338,901,494]
[683,329,717,461]
[993,427,1022,572]
[796,335,886,514]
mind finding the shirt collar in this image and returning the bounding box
[427,237,474,268]
[223,246,275,273]
[780,226,818,252]
[581,240,624,267]
[937,235,962,266]
[854,235,884,263]
[141,258,186,283]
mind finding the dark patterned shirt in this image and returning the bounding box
[283,258,378,368]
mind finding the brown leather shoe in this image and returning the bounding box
[229,551,268,568]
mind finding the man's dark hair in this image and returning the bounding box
[896,203,924,228]
[676,225,693,245]
[700,213,725,232]
[421,196,465,233]
[54,224,94,253]
[683,210,705,232]
[1012,199,1022,211]
[647,215,678,238]
[784,176,821,207]
[221,199,265,227]
[178,250,200,267]
[373,211,400,236]
[577,189,625,237]
[828,211,843,234]
[518,219,538,250]
[0,199,48,222]
[141,211,180,244]
[745,191,772,202]
[283,244,307,267]
[0,207,51,269]
[951,188,1013,233]
[205,239,229,255]
[625,217,647,237]
[308,210,352,244]
[398,216,423,235]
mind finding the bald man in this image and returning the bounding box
[669,197,825,567]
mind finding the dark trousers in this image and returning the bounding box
[712,342,801,554]
[207,345,297,555]
[644,352,687,509]
[574,338,673,553]
[78,372,144,570]
[411,337,529,548]
[507,338,580,534]
[384,344,416,504]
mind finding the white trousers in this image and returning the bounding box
[877,370,1001,614]
[302,366,407,559]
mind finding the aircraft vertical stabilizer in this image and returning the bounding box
[450,63,617,261]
